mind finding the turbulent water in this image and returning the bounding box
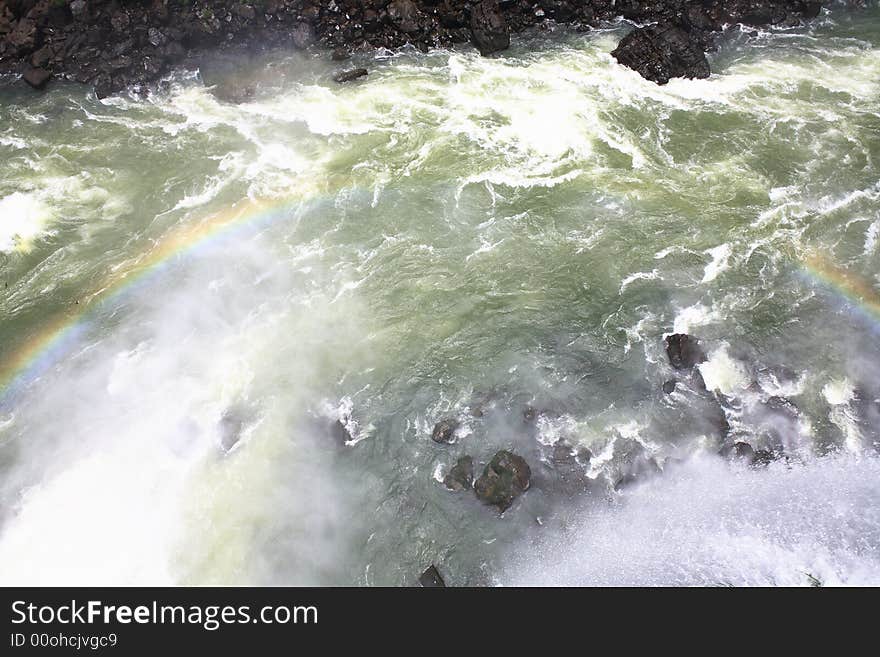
[1,8,880,586]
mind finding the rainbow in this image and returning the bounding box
[801,251,880,324]
[0,195,304,406]
[3,214,878,409]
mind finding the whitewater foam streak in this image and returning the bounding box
[504,455,880,586]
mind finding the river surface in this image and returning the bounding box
[1,7,879,585]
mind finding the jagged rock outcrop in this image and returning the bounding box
[431,417,459,444]
[474,450,531,512]
[443,455,475,491]
[612,22,710,84]
[665,333,708,370]
[469,0,509,55]
[0,1,831,97]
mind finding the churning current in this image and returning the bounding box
[1,9,879,586]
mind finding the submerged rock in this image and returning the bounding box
[431,418,459,444]
[474,450,531,512]
[662,380,677,394]
[333,68,368,84]
[470,0,510,56]
[419,564,446,587]
[665,333,708,370]
[444,455,474,491]
[612,22,710,85]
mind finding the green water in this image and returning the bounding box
[1,9,879,585]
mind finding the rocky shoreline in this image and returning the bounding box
[0,0,827,98]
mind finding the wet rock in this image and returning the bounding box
[431,418,459,444]
[29,45,50,69]
[419,564,446,587]
[552,441,574,464]
[291,23,315,50]
[232,4,256,21]
[69,0,87,20]
[662,380,677,394]
[665,333,708,370]
[148,28,167,49]
[576,446,593,465]
[110,11,130,34]
[612,22,711,85]
[474,450,531,512]
[22,66,50,89]
[765,395,799,417]
[692,368,708,393]
[523,406,538,423]
[720,441,778,467]
[331,419,353,445]
[705,394,732,439]
[719,441,756,463]
[6,17,37,56]
[331,47,350,61]
[443,455,474,491]
[333,67,368,83]
[470,0,510,56]
[0,0,830,98]
[753,448,777,466]
[613,439,661,490]
[388,0,422,34]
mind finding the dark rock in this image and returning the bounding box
[552,441,574,463]
[431,417,459,444]
[291,22,315,50]
[765,395,799,417]
[474,450,531,512]
[613,440,661,490]
[719,440,756,463]
[331,47,350,61]
[752,448,777,466]
[69,0,87,20]
[612,22,711,85]
[7,17,37,56]
[387,0,422,34]
[665,333,708,370]
[0,0,830,98]
[147,28,167,48]
[662,380,677,394]
[331,419,352,445]
[707,394,731,439]
[720,441,778,466]
[523,406,537,423]
[110,11,130,34]
[443,455,474,491]
[334,67,368,83]
[576,446,593,465]
[213,82,255,104]
[419,564,446,587]
[470,0,509,56]
[233,4,256,21]
[29,44,50,68]
[22,65,50,89]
